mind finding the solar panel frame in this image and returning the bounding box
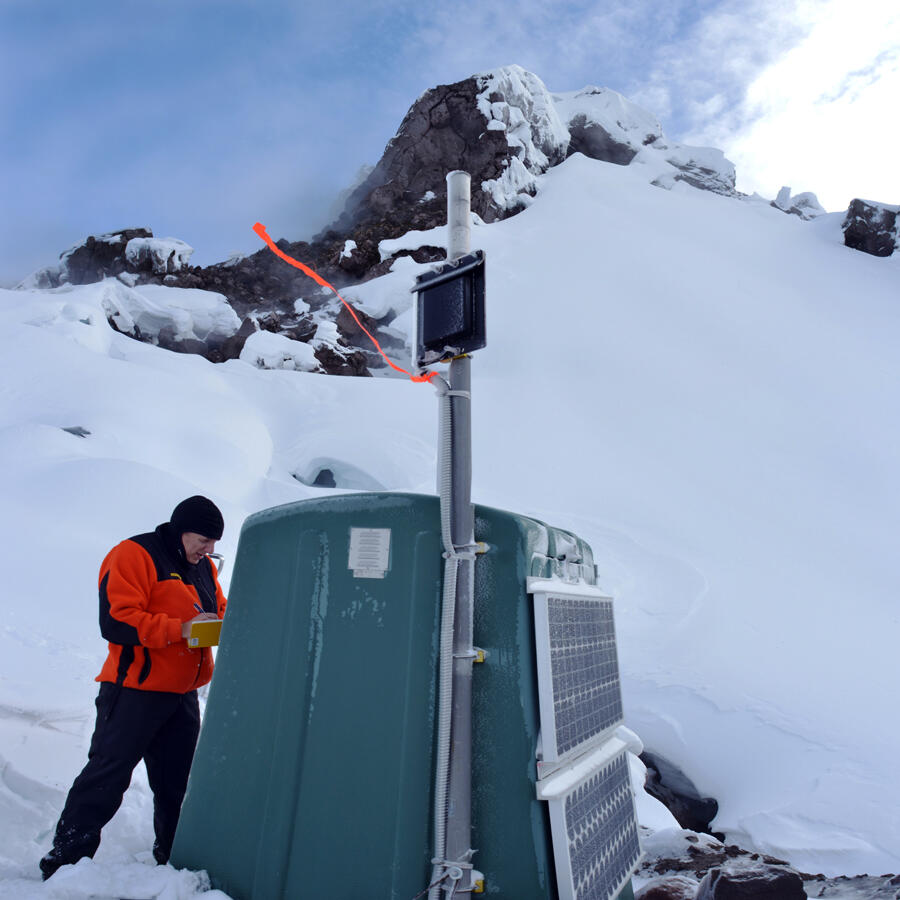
[531,583,624,766]
[537,741,643,900]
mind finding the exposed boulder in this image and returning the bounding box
[772,187,826,220]
[636,874,700,899]
[695,863,807,899]
[218,316,259,361]
[842,199,898,257]
[641,751,720,834]
[313,341,371,376]
[638,828,897,900]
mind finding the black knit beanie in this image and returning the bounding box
[170,495,224,540]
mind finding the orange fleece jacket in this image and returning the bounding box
[96,537,227,693]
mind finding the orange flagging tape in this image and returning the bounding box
[252,222,436,384]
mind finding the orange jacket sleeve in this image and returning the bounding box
[99,541,183,648]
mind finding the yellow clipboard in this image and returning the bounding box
[187,619,223,648]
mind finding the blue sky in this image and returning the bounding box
[1,0,897,284]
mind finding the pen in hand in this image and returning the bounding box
[183,603,218,639]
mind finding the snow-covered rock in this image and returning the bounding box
[19,230,197,290]
[475,66,569,210]
[238,329,321,372]
[125,236,194,275]
[554,85,663,165]
[644,142,737,197]
[99,280,240,346]
[18,228,155,289]
[330,66,545,230]
[772,186,826,220]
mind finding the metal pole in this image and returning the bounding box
[447,171,471,260]
[445,170,475,892]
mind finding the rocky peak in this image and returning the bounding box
[20,67,895,380]
[332,67,540,236]
[331,65,708,239]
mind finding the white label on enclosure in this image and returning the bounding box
[348,527,391,578]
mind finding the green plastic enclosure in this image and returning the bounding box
[171,492,635,900]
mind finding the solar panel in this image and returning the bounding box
[531,583,624,765]
[537,741,642,900]
[530,578,641,898]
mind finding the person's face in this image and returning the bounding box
[181,532,217,565]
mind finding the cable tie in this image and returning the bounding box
[442,546,478,561]
[431,857,474,870]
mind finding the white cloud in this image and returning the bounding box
[723,0,900,209]
[630,0,816,135]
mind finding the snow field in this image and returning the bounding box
[0,149,898,895]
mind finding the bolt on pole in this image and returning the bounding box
[444,170,475,892]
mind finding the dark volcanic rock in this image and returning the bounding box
[313,342,371,376]
[842,199,898,257]
[332,77,518,233]
[331,66,571,239]
[639,828,897,900]
[63,228,155,284]
[218,317,259,361]
[669,161,736,197]
[695,864,807,899]
[636,874,700,899]
[567,114,639,165]
[335,302,379,343]
[642,751,719,834]
[332,78,510,227]
[26,228,155,288]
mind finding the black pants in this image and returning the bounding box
[41,683,200,878]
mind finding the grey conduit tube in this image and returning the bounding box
[429,376,459,899]
[429,171,476,899]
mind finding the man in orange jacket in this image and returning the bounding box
[40,496,227,880]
